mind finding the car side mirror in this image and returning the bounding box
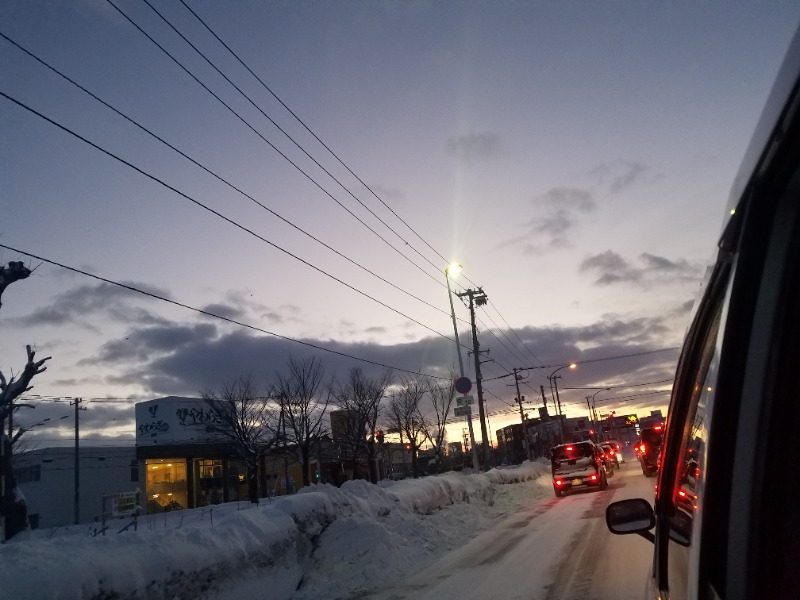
[668,509,692,547]
[606,498,655,543]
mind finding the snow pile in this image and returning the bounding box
[0,462,551,600]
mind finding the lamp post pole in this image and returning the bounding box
[445,265,479,471]
[591,388,610,440]
[585,388,610,441]
[548,364,576,444]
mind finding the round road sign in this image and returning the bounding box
[454,376,472,395]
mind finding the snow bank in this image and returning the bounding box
[0,463,549,600]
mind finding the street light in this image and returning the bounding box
[548,363,576,443]
[445,263,479,471]
[586,388,610,441]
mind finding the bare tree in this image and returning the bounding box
[388,377,430,478]
[272,357,330,487]
[426,376,457,467]
[0,345,51,540]
[202,375,276,505]
[0,261,32,309]
[330,367,392,483]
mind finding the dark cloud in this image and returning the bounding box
[445,132,501,164]
[200,303,244,321]
[676,299,695,314]
[580,251,643,285]
[19,311,683,446]
[498,187,596,254]
[10,282,170,329]
[590,161,653,194]
[367,184,405,205]
[580,251,702,287]
[640,253,691,273]
[84,323,218,364]
[610,161,648,193]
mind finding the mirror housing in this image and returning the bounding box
[606,498,656,543]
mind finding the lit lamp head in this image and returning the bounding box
[445,263,462,277]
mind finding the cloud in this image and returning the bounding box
[445,132,501,164]
[497,187,596,254]
[580,251,643,285]
[85,323,219,364]
[199,303,244,321]
[580,251,702,287]
[10,282,170,329]
[21,312,683,445]
[590,161,653,194]
[366,184,405,205]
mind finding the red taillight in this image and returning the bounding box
[609,450,615,455]
[555,479,564,487]
[566,446,574,451]
[678,490,687,498]
[639,443,646,453]
[589,474,598,481]
[654,426,663,431]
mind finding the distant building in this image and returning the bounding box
[14,446,138,529]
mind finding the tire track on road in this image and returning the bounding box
[541,486,621,600]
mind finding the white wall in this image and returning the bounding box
[15,446,138,530]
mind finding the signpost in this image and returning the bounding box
[454,405,472,417]
[456,395,474,407]
[454,376,472,395]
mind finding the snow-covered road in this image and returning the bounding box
[361,457,654,600]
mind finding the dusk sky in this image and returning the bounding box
[2,1,799,448]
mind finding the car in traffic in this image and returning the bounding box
[600,442,621,470]
[637,425,664,477]
[606,439,625,463]
[551,441,609,497]
[605,24,800,600]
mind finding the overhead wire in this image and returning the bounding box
[141,0,447,277]
[486,299,546,368]
[137,0,542,368]
[0,242,449,380]
[0,31,463,326]
[148,1,539,357]
[0,91,465,350]
[176,0,452,269]
[104,0,446,289]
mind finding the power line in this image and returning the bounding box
[141,0,447,278]
[0,31,458,325]
[481,347,681,382]
[104,0,446,289]
[176,0,452,268]
[486,299,546,368]
[0,242,448,380]
[0,91,461,348]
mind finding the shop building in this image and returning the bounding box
[14,446,138,529]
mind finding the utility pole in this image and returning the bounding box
[512,368,532,461]
[71,398,84,525]
[445,266,480,472]
[456,287,491,468]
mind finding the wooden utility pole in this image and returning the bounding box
[512,369,532,461]
[456,287,491,468]
[72,398,83,524]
